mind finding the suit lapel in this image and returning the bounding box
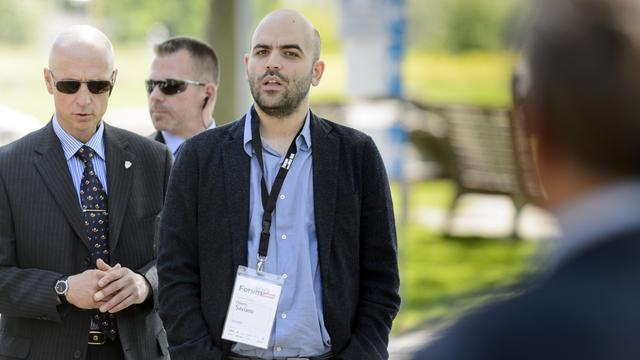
[34,123,90,250]
[103,124,135,253]
[222,118,250,268]
[311,113,339,285]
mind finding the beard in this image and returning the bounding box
[249,70,311,118]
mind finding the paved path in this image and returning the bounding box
[413,195,559,240]
[389,329,437,359]
[0,104,42,146]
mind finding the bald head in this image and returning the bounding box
[245,9,326,119]
[44,25,117,144]
[49,25,115,73]
[252,9,321,62]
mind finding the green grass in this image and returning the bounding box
[0,44,515,124]
[0,45,50,122]
[392,180,539,333]
[404,51,518,107]
[315,51,517,107]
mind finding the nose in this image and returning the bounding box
[265,52,282,71]
[75,84,92,106]
[148,84,164,102]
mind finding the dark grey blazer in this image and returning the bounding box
[0,122,172,360]
[158,112,401,360]
[412,229,640,360]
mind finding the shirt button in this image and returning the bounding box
[280,194,286,200]
[282,273,288,279]
[281,313,287,319]
[276,346,282,352]
[73,350,81,359]
[281,234,287,240]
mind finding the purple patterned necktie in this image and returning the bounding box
[75,145,117,340]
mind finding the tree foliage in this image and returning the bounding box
[91,0,209,42]
[0,0,527,54]
[0,0,42,44]
[407,0,525,53]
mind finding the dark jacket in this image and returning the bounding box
[413,230,640,360]
[158,112,401,360]
[0,122,172,360]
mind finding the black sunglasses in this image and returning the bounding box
[145,78,205,95]
[49,71,114,95]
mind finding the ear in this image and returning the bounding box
[311,60,325,87]
[521,103,556,203]
[44,68,54,95]
[243,53,249,81]
[523,103,555,162]
[111,69,118,84]
[107,69,118,97]
[205,82,217,106]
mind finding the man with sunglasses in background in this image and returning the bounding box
[0,25,171,359]
[147,36,219,156]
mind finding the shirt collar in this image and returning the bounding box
[162,117,217,156]
[242,105,312,157]
[208,117,217,130]
[52,114,106,161]
[549,179,640,269]
[160,130,186,156]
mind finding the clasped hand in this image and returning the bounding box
[65,259,150,313]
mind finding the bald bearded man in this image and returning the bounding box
[158,9,400,360]
[0,25,171,360]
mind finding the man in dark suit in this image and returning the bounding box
[0,25,171,359]
[413,0,640,359]
[147,36,219,156]
[158,9,400,360]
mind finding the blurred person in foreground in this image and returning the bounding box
[158,8,400,360]
[413,0,640,359]
[0,25,171,359]
[148,36,219,156]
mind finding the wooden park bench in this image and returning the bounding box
[409,102,529,239]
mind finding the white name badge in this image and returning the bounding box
[221,265,284,349]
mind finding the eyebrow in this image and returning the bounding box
[253,43,304,53]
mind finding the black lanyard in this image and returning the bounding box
[250,108,303,273]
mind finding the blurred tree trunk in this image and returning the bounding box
[207,0,247,125]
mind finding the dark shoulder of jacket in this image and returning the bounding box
[108,125,168,157]
[0,125,48,161]
[182,117,245,151]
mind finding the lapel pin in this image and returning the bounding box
[124,161,132,169]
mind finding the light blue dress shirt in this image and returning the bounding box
[161,118,216,156]
[231,108,332,358]
[52,116,108,207]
